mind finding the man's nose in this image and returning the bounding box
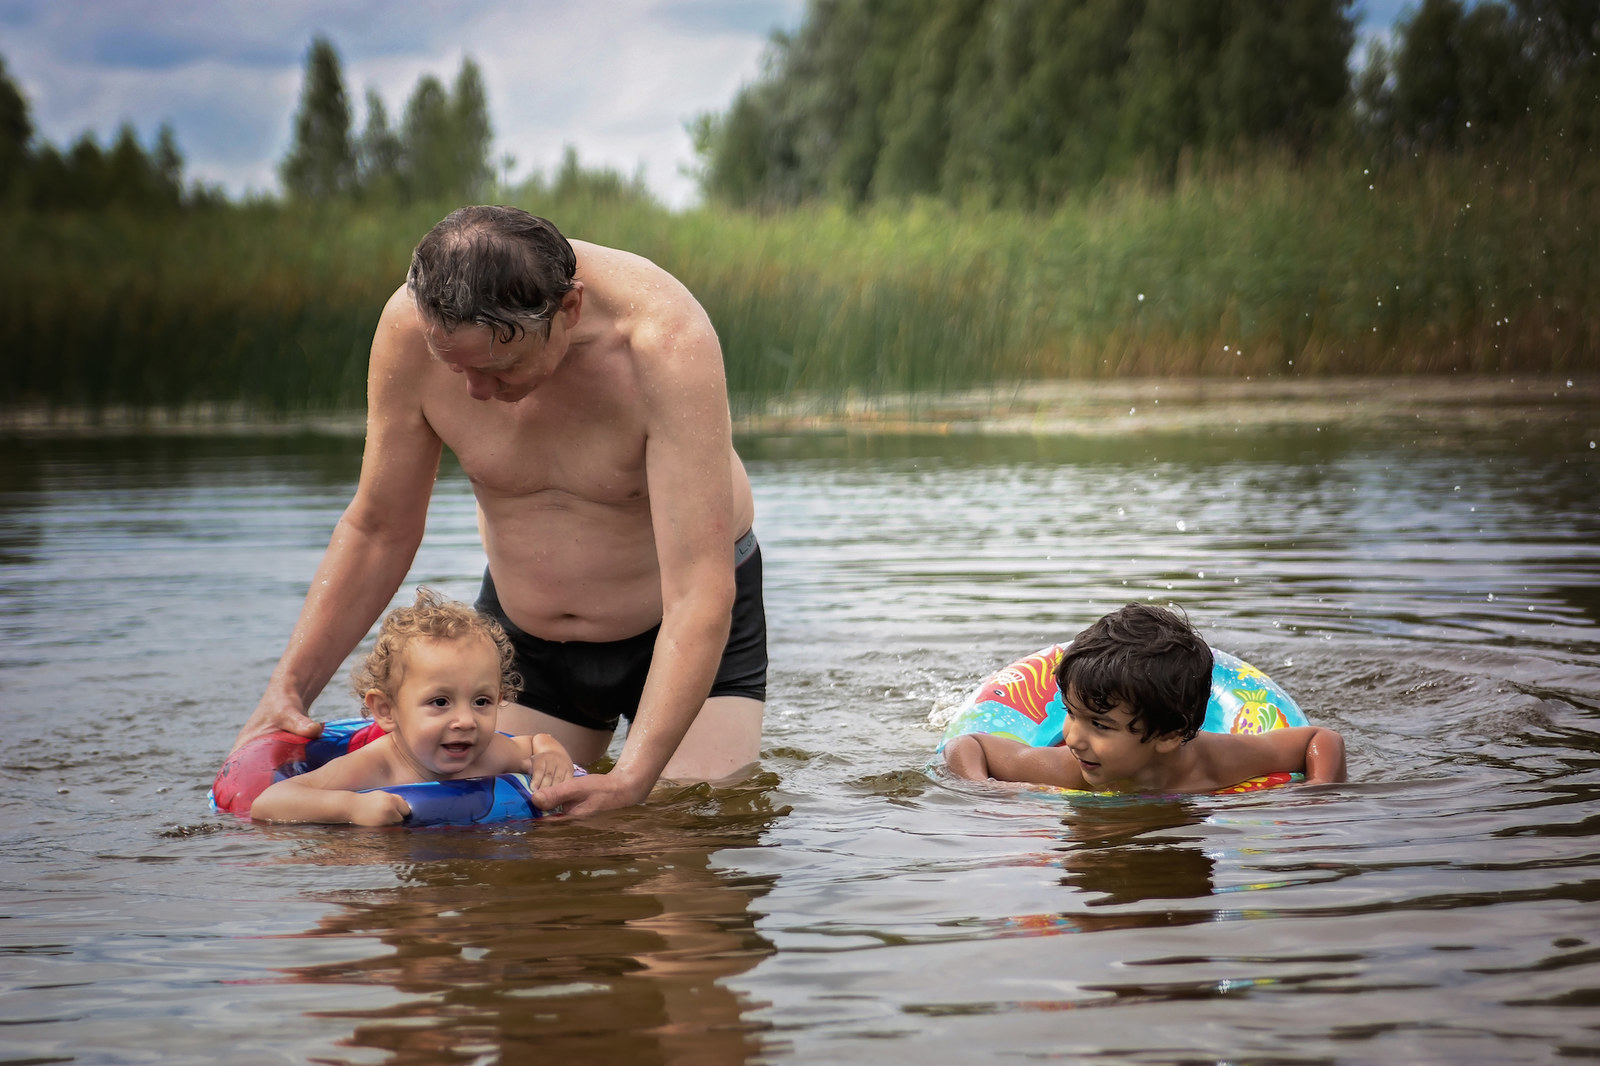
[462,368,496,400]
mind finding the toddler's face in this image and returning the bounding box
[381,635,503,778]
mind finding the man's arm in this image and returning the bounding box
[944,734,1090,789]
[231,288,444,752]
[532,299,737,816]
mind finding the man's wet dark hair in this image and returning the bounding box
[407,205,578,342]
[1056,603,1213,742]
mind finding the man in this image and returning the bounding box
[233,206,765,816]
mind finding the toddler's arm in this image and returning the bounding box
[250,746,412,825]
[513,733,575,790]
[252,776,411,825]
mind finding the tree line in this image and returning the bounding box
[0,57,203,211]
[0,37,500,212]
[279,36,497,203]
[693,0,1600,210]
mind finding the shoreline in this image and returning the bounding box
[2,374,1594,439]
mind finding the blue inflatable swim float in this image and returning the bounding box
[211,718,567,826]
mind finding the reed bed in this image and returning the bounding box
[3,150,1594,418]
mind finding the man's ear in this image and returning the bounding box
[560,282,583,326]
[365,689,399,732]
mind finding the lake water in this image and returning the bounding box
[3,380,1599,1064]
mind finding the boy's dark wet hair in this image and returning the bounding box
[1056,603,1213,742]
[407,205,578,343]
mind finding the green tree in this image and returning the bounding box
[696,0,1357,209]
[0,56,31,200]
[280,36,356,199]
[448,58,494,199]
[356,88,403,198]
[1363,0,1536,150]
[395,57,494,203]
[1512,0,1600,145]
[872,0,985,198]
[400,73,452,200]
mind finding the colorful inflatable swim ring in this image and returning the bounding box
[211,718,569,825]
[937,644,1308,795]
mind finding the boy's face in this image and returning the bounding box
[1061,686,1183,789]
[369,635,504,779]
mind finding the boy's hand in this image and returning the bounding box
[351,791,411,826]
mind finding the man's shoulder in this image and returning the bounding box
[376,283,426,335]
[370,286,435,374]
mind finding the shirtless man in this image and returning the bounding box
[231,206,765,816]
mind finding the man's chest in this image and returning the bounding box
[427,387,649,505]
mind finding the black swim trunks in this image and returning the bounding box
[475,529,768,733]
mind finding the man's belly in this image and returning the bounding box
[480,503,665,642]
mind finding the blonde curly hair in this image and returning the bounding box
[351,587,522,710]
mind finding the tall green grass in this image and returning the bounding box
[3,149,1594,418]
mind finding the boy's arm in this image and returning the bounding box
[251,748,412,825]
[1300,727,1347,783]
[1214,726,1348,786]
[943,734,1088,789]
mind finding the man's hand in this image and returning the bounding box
[231,688,324,753]
[533,769,653,817]
[352,790,412,826]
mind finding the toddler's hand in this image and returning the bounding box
[525,750,573,790]
[352,790,411,826]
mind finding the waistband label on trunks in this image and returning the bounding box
[734,528,758,568]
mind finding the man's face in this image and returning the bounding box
[423,320,561,403]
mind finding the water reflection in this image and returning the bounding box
[271,784,783,1065]
[1056,800,1214,908]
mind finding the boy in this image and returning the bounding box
[943,603,1346,793]
[252,589,574,825]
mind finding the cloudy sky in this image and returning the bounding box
[1,0,1408,209]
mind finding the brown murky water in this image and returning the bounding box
[3,379,1598,1064]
